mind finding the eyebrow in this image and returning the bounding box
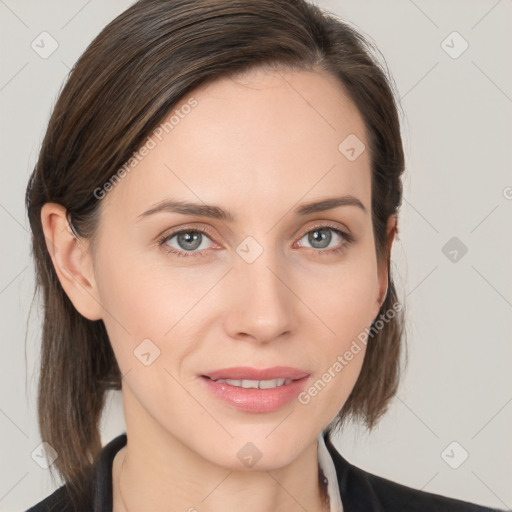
[136,194,367,222]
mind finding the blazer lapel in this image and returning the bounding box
[323,431,385,512]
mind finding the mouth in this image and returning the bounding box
[201,365,310,382]
[199,366,311,413]
[202,375,295,389]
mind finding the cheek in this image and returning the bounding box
[96,261,202,416]
[302,258,379,343]
[95,249,217,372]
[298,256,377,394]
[297,273,373,421]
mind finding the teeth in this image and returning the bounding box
[213,378,292,389]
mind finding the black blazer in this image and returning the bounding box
[26,431,506,511]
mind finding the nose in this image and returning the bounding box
[222,249,295,344]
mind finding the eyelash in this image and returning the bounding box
[157,223,355,259]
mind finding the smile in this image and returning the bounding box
[207,377,293,389]
[200,371,310,413]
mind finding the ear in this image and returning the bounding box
[372,214,397,321]
[40,203,103,321]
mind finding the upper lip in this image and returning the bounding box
[202,366,310,381]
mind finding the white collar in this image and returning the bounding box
[317,430,344,512]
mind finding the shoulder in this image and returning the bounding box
[360,466,500,511]
[323,432,505,512]
[24,485,76,512]
[24,432,128,512]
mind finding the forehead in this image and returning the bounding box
[101,67,371,223]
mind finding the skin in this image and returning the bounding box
[42,66,396,512]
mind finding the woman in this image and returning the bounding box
[25,0,503,511]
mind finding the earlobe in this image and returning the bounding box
[40,203,103,321]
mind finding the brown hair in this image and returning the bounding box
[26,0,406,505]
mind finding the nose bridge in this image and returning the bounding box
[237,237,287,306]
[226,236,293,340]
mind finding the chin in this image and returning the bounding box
[189,427,311,471]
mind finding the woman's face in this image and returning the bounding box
[85,67,392,468]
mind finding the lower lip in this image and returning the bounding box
[200,376,310,413]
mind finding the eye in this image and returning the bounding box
[296,224,354,255]
[157,223,354,259]
[158,228,216,258]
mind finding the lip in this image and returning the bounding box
[202,366,310,381]
[199,366,311,413]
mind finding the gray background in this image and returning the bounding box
[1,0,511,510]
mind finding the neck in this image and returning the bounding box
[114,442,329,512]
[112,391,329,512]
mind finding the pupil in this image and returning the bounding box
[178,231,201,250]
[309,228,331,249]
